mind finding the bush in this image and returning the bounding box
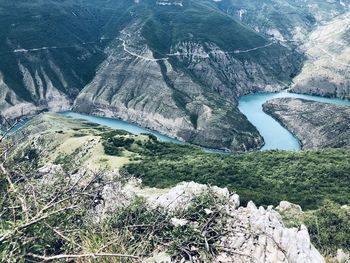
[101,132,135,156]
[123,147,350,210]
[141,133,158,142]
[305,201,350,255]
[108,190,227,261]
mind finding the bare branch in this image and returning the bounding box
[27,252,140,261]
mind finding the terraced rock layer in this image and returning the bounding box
[263,98,350,149]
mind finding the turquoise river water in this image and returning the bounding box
[8,91,350,152]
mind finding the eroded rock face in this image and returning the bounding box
[218,204,324,263]
[291,12,350,100]
[263,98,350,149]
[276,201,303,213]
[73,22,279,151]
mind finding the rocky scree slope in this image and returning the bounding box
[263,98,350,149]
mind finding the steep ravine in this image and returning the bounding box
[2,0,350,152]
[73,19,301,152]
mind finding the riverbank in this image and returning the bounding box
[263,98,350,149]
[238,91,350,150]
[6,91,350,153]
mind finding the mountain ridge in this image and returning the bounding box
[1,0,349,151]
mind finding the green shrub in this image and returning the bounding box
[101,132,135,156]
[141,133,158,142]
[305,201,350,255]
[108,190,226,261]
[123,147,350,210]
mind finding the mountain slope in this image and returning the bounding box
[0,0,305,151]
[291,12,350,99]
[73,1,304,151]
[1,0,349,151]
[263,98,350,149]
[216,0,350,43]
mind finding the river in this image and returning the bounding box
[10,92,350,152]
[238,91,350,150]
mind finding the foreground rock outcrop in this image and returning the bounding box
[110,181,325,263]
[32,163,328,263]
[263,98,350,149]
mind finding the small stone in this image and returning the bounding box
[171,218,188,227]
[204,208,213,215]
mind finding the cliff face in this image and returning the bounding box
[263,98,350,149]
[73,17,300,151]
[291,12,350,100]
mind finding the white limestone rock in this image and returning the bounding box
[218,201,324,263]
[145,181,231,210]
[335,249,350,263]
[142,182,324,263]
[276,201,303,213]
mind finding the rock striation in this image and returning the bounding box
[291,12,350,100]
[263,98,350,149]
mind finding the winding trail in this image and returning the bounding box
[117,38,168,62]
[1,38,113,56]
[118,36,275,62]
[316,47,350,68]
[5,35,275,62]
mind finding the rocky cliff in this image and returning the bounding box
[291,12,350,100]
[263,98,350,149]
[0,0,302,152]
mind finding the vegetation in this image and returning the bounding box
[119,141,350,256]
[101,131,135,156]
[122,141,350,210]
[2,114,350,259]
[107,190,227,261]
[305,201,350,255]
[0,154,227,262]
